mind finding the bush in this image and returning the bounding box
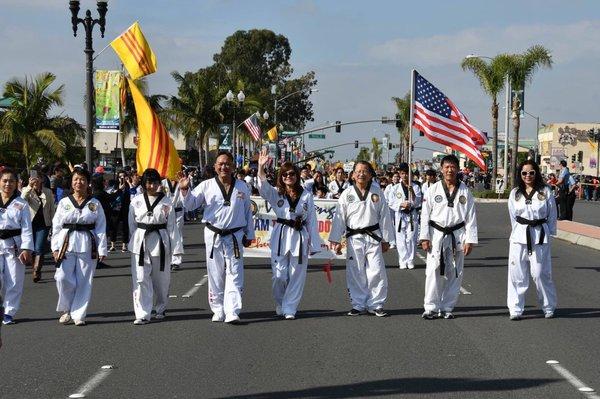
[472,189,510,199]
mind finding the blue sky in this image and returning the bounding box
[2,0,600,161]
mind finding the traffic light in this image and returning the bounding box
[578,151,583,162]
[571,154,576,162]
[335,121,341,133]
[388,143,392,150]
[354,140,359,149]
[395,114,401,129]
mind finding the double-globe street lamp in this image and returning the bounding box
[226,89,245,165]
[69,0,108,172]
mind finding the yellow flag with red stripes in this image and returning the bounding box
[111,22,157,80]
[128,78,180,179]
[266,126,278,141]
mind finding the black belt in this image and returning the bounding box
[398,208,414,232]
[516,216,547,255]
[205,223,244,259]
[276,217,307,264]
[0,228,21,240]
[346,223,382,242]
[137,222,168,271]
[174,207,183,213]
[56,223,96,268]
[429,221,465,277]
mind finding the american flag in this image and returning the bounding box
[412,71,488,171]
[243,113,262,141]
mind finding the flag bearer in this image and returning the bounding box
[162,175,185,271]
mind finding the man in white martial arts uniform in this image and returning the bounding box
[0,169,33,325]
[162,176,185,271]
[329,161,395,317]
[129,169,183,324]
[419,155,477,319]
[180,151,255,324]
[387,163,422,269]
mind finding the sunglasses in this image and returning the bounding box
[521,170,536,177]
[282,171,296,178]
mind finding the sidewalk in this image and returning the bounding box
[556,220,600,251]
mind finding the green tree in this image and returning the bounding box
[391,92,411,162]
[356,147,370,162]
[371,137,382,165]
[461,55,510,184]
[505,45,552,187]
[0,73,82,169]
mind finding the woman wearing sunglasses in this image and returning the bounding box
[257,148,323,320]
[507,159,557,320]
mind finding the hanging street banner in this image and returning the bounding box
[218,124,233,150]
[95,70,122,132]
[245,196,342,260]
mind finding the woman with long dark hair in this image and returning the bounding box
[257,149,322,319]
[507,159,557,320]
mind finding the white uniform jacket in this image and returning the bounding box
[162,179,184,220]
[257,178,323,259]
[0,194,33,254]
[387,182,422,231]
[51,196,107,257]
[508,185,557,245]
[328,180,349,198]
[329,182,395,245]
[183,177,255,248]
[421,182,434,200]
[419,180,478,250]
[128,193,183,257]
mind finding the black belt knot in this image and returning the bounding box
[56,223,97,268]
[516,216,547,255]
[276,217,307,263]
[137,222,168,271]
[398,208,414,232]
[206,223,244,259]
[346,223,382,242]
[429,221,465,277]
[0,228,21,240]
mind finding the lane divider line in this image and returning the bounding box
[182,274,208,298]
[416,252,472,295]
[68,365,115,398]
[546,360,600,399]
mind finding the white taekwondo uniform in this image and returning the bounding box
[388,182,422,269]
[183,177,255,322]
[419,180,477,313]
[329,182,395,312]
[328,179,349,200]
[507,185,557,317]
[128,192,182,321]
[162,179,185,268]
[257,178,323,317]
[51,195,107,322]
[0,193,33,319]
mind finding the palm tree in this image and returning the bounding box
[391,92,411,162]
[461,55,510,184]
[0,73,77,169]
[505,45,552,187]
[371,137,382,165]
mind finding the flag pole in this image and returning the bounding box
[407,69,416,201]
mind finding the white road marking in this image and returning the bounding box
[416,252,472,295]
[182,275,208,298]
[547,360,600,398]
[168,295,178,298]
[68,365,114,398]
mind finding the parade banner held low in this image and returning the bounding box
[95,70,122,132]
[245,196,345,260]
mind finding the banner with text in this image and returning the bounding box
[95,70,122,132]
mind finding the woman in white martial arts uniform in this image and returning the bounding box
[162,175,185,271]
[129,169,182,325]
[327,167,349,200]
[257,149,323,320]
[51,168,107,326]
[387,163,422,269]
[419,155,477,320]
[0,168,33,325]
[179,151,255,324]
[329,161,395,317]
[507,160,557,320]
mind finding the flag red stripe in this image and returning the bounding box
[148,111,158,169]
[415,103,474,140]
[120,32,150,75]
[154,112,164,172]
[414,115,483,161]
[414,106,481,154]
[423,130,486,170]
[123,31,152,75]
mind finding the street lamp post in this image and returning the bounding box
[523,110,540,161]
[226,90,245,166]
[69,0,108,172]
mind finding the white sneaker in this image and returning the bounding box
[133,318,149,325]
[284,314,295,320]
[407,263,415,269]
[74,319,86,326]
[59,313,72,324]
[399,264,407,269]
[275,305,283,316]
[224,314,241,324]
[211,313,225,322]
[544,311,555,319]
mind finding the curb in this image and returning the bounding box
[474,198,508,203]
[555,227,600,252]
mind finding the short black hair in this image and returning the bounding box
[398,162,409,173]
[72,167,91,182]
[441,154,460,168]
[216,150,234,163]
[141,168,161,190]
[425,169,437,177]
[0,167,18,181]
[560,160,567,167]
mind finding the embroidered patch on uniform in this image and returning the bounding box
[88,202,97,212]
[63,203,72,211]
[0,208,5,213]
[434,195,443,203]
[515,191,522,201]
[12,203,23,211]
[162,204,171,215]
[250,200,258,216]
[537,193,546,201]
[371,194,380,203]
[347,194,356,203]
[277,199,284,207]
[395,192,403,198]
[459,195,466,205]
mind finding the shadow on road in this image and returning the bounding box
[216,377,559,398]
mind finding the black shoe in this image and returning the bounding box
[442,311,455,319]
[371,308,388,317]
[347,308,366,316]
[422,311,436,320]
[171,264,180,271]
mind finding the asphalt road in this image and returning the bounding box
[1,203,599,398]
[572,199,600,227]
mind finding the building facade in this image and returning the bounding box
[538,123,599,176]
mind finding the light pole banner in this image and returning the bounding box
[218,124,233,150]
[95,70,122,132]
[245,196,342,259]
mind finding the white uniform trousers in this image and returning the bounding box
[131,254,171,320]
[171,216,184,266]
[0,252,25,317]
[271,254,308,316]
[206,237,244,320]
[424,249,464,312]
[54,252,96,321]
[507,241,556,316]
[395,225,417,267]
[346,236,388,311]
